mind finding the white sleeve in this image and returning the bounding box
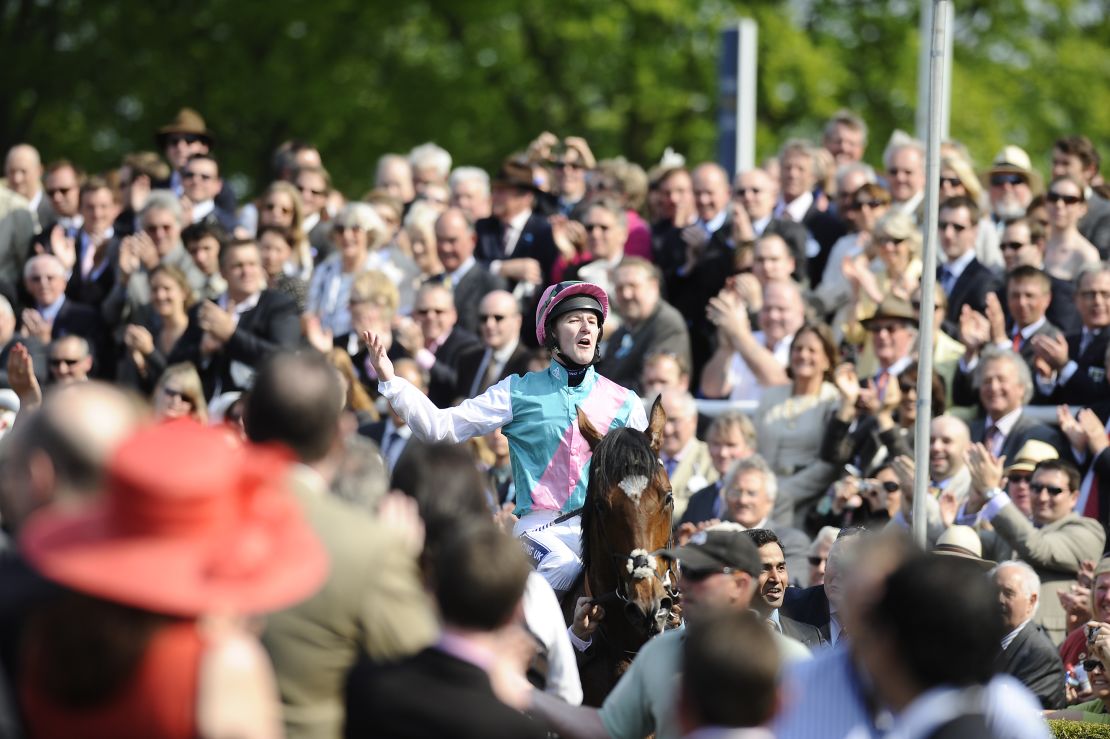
[627,393,648,431]
[523,572,584,705]
[377,375,513,443]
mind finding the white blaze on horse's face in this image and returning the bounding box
[618,474,649,506]
[626,548,658,580]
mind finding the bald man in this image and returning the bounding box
[5,144,51,233]
[433,207,505,335]
[929,415,972,501]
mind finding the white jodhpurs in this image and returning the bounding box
[514,510,584,595]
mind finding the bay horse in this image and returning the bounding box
[564,395,678,706]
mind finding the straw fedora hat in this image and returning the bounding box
[933,525,995,570]
[492,155,540,192]
[1004,439,1059,476]
[156,107,214,148]
[20,419,328,617]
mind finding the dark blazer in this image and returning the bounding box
[197,205,239,234]
[968,412,1070,464]
[65,233,120,307]
[801,204,848,287]
[455,343,532,400]
[597,299,691,393]
[34,197,56,236]
[942,258,1001,337]
[436,264,506,336]
[925,714,993,739]
[1080,194,1110,259]
[993,622,1066,709]
[344,648,549,739]
[474,212,559,287]
[951,320,1063,407]
[820,414,913,476]
[426,327,481,408]
[1038,329,1110,406]
[169,289,300,399]
[996,277,1081,337]
[51,299,112,379]
[780,584,831,643]
[0,336,48,389]
[679,482,722,527]
[780,613,826,650]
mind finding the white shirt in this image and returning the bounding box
[725,331,793,403]
[894,189,924,220]
[502,208,532,257]
[983,407,1022,458]
[447,255,477,286]
[1001,619,1030,651]
[36,294,66,324]
[702,208,728,235]
[775,191,813,223]
[191,199,215,223]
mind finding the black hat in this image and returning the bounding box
[656,527,761,576]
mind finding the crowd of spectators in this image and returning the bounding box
[2,105,1110,736]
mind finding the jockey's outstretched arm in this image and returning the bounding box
[365,329,512,444]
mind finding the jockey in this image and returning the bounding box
[365,281,647,593]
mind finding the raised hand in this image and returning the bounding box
[7,342,42,408]
[1058,405,1088,453]
[984,293,1007,344]
[966,442,1005,494]
[1030,333,1069,372]
[1078,408,1109,457]
[47,224,77,271]
[362,330,396,382]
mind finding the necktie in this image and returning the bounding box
[938,266,954,294]
[480,353,499,394]
[875,369,890,400]
[1012,332,1022,352]
[985,424,1002,457]
[663,457,678,479]
[1081,330,1100,357]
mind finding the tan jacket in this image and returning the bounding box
[667,439,718,520]
[262,470,438,739]
[992,506,1105,645]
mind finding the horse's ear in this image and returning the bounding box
[578,406,604,451]
[646,395,666,454]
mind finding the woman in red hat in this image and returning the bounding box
[365,281,646,594]
[16,420,328,739]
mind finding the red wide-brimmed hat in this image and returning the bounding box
[20,419,328,617]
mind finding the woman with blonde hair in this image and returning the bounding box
[152,362,208,424]
[258,181,312,280]
[120,264,196,393]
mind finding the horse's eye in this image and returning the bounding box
[664,493,674,507]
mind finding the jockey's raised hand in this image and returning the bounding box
[362,330,395,382]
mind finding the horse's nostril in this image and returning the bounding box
[659,597,672,612]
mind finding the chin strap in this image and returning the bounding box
[553,351,591,386]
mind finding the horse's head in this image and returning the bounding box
[579,396,677,637]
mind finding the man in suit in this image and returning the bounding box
[406,282,480,407]
[774,142,846,284]
[1053,135,1110,257]
[657,389,717,519]
[597,257,690,393]
[964,347,1070,463]
[745,528,825,650]
[294,165,334,264]
[359,357,426,473]
[433,207,505,335]
[679,411,757,528]
[4,144,52,236]
[245,351,437,739]
[718,455,811,589]
[346,524,547,739]
[885,139,927,223]
[474,156,559,293]
[156,107,237,215]
[938,196,1002,337]
[1032,262,1110,406]
[181,153,237,232]
[455,290,530,400]
[64,177,121,308]
[780,528,867,646]
[963,458,1105,644]
[40,160,83,236]
[953,269,1063,406]
[991,561,1066,708]
[169,238,300,399]
[733,168,811,274]
[19,254,108,378]
[996,216,1080,334]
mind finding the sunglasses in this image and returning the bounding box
[868,322,907,334]
[167,134,203,146]
[48,357,83,367]
[1085,659,1106,674]
[939,177,963,188]
[878,236,906,246]
[1000,241,1028,252]
[182,171,215,181]
[479,313,508,323]
[990,173,1027,187]
[298,186,326,197]
[852,200,888,210]
[938,221,968,233]
[335,224,364,233]
[415,307,449,316]
[734,187,762,196]
[1031,483,1068,496]
[1007,473,1033,484]
[162,387,192,403]
[46,186,75,197]
[585,223,611,233]
[807,556,827,567]
[1047,192,1083,206]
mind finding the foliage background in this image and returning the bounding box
[1,0,1106,197]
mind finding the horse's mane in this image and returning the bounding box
[580,426,658,573]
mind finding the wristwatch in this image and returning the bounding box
[984,487,1003,502]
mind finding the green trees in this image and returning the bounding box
[2,0,1105,197]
